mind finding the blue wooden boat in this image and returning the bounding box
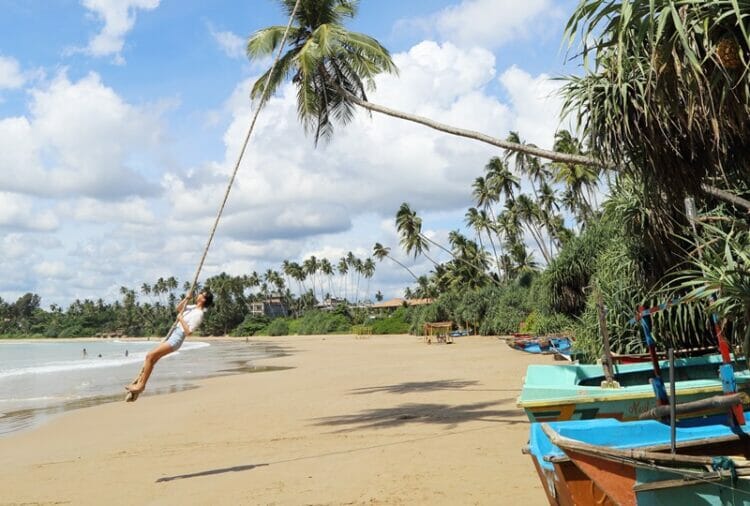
[526,414,750,505]
[518,354,750,422]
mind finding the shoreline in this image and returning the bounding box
[0,333,550,504]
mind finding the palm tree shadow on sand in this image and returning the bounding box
[349,379,479,395]
[312,399,525,432]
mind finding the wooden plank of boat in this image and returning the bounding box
[638,392,746,420]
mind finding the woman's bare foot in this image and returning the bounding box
[124,385,143,402]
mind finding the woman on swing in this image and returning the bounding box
[125,290,213,402]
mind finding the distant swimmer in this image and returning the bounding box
[82,348,87,358]
[125,349,129,357]
[125,290,213,402]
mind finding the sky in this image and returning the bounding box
[0,0,583,308]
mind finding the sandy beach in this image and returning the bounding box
[0,334,551,505]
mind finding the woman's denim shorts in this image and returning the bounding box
[165,326,186,351]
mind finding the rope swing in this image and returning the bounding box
[186,0,302,297]
[124,0,302,403]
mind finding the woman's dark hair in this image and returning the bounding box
[202,290,214,308]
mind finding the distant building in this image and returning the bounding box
[250,296,288,318]
[315,297,345,311]
[371,298,433,313]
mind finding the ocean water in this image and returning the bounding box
[0,339,286,436]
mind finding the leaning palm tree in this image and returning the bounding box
[248,0,597,162]
[484,157,520,204]
[465,207,501,276]
[395,203,438,266]
[515,194,552,264]
[248,0,750,210]
[373,242,419,281]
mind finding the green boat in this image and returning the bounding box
[518,354,750,422]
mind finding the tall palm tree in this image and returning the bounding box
[504,132,548,200]
[485,157,520,203]
[352,257,363,304]
[319,258,335,300]
[515,194,552,264]
[373,242,419,281]
[302,256,319,301]
[337,257,349,302]
[464,208,501,276]
[395,203,438,266]
[362,257,375,303]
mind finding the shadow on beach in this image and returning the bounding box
[311,398,526,432]
[156,463,269,482]
[349,379,480,395]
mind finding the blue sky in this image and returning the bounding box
[0,0,582,307]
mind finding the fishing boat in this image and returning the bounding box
[518,354,750,422]
[507,335,572,355]
[519,297,749,423]
[526,412,750,505]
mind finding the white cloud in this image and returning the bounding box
[78,0,160,63]
[64,197,156,225]
[0,40,572,307]
[0,192,59,232]
[0,55,25,89]
[210,26,246,59]
[0,72,164,199]
[403,0,560,49]
[499,65,563,147]
[34,260,72,280]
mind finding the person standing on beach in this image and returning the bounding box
[125,290,213,401]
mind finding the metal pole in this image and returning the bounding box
[596,288,618,388]
[669,348,676,454]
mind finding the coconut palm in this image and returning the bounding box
[465,207,501,275]
[515,194,552,264]
[248,0,597,163]
[484,157,520,203]
[362,257,375,303]
[505,132,548,199]
[373,242,419,281]
[302,256,319,300]
[319,258,335,300]
[395,203,438,266]
[337,257,349,302]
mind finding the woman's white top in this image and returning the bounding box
[181,304,205,333]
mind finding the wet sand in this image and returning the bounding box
[0,334,553,505]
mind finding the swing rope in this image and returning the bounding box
[183,0,301,302]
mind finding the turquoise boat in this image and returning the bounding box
[527,416,750,505]
[518,354,750,422]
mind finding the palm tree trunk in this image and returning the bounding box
[385,256,420,281]
[341,89,594,165]
[339,88,750,213]
[483,226,501,277]
[524,223,552,264]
